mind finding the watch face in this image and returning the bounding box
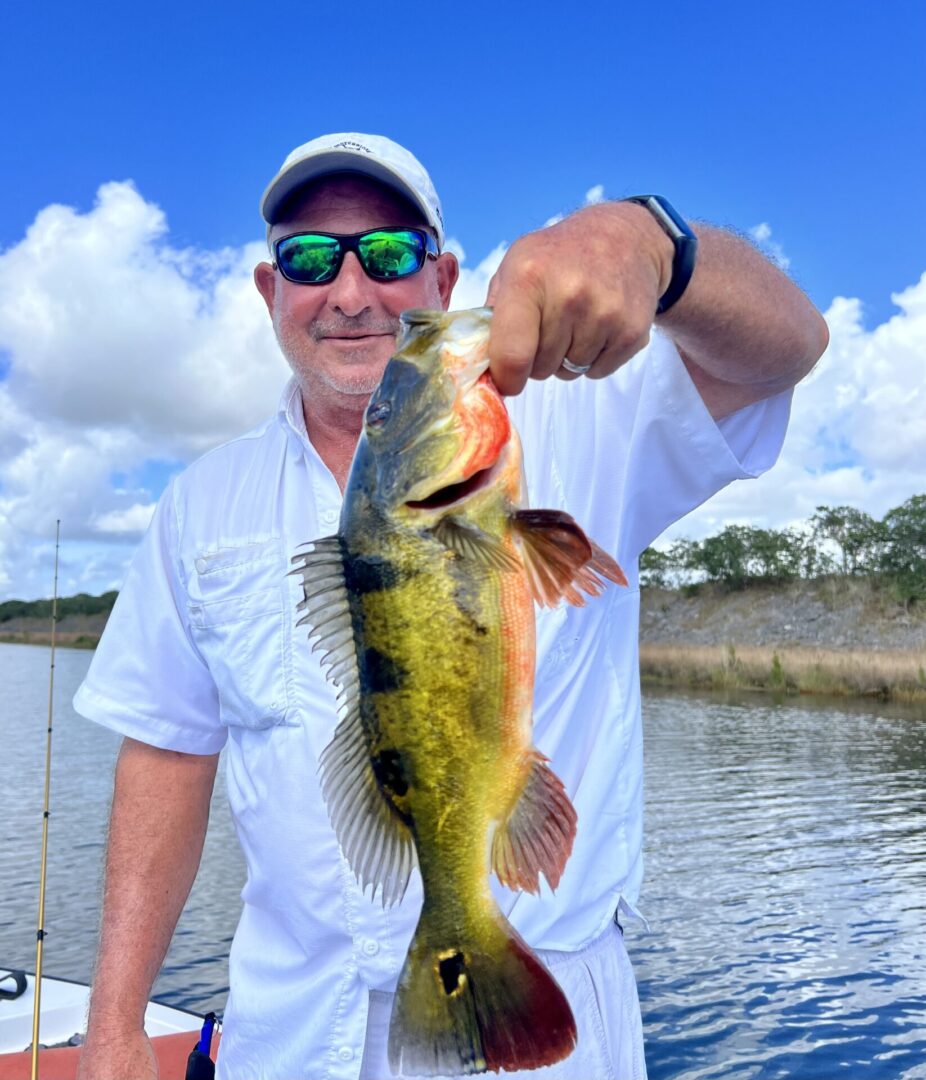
[624,196,698,314]
[642,196,691,241]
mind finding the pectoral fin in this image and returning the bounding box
[290,538,417,908]
[433,515,522,571]
[511,509,627,608]
[492,750,577,894]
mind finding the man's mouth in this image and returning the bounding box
[323,333,394,346]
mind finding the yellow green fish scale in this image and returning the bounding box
[355,510,532,922]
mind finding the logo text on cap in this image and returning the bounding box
[332,140,372,154]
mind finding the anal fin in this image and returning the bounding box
[492,750,577,894]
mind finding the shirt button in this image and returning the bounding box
[194,557,208,574]
[322,509,338,525]
[362,939,380,956]
[338,1046,354,1061]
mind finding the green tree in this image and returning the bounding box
[0,590,118,623]
[810,505,884,575]
[639,547,671,588]
[744,526,805,582]
[879,495,926,605]
[691,526,752,589]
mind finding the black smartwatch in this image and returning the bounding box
[622,195,698,314]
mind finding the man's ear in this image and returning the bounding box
[436,252,460,310]
[254,261,277,315]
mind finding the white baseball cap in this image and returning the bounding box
[260,132,445,249]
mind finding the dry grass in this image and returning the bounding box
[5,631,926,702]
[0,631,97,649]
[640,642,926,703]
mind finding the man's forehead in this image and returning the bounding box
[273,173,425,231]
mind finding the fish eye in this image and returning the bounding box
[367,400,392,427]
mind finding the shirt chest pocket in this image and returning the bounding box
[186,540,294,731]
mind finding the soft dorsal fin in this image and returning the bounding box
[511,509,627,608]
[491,750,577,894]
[433,515,522,571]
[290,538,418,908]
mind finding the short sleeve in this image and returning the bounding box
[73,480,225,754]
[510,329,792,565]
[614,331,792,558]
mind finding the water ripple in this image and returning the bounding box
[635,689,926,1079]
[3,648,925,1074]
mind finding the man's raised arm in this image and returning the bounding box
[485,199,828,413]
[77,738,219,1080]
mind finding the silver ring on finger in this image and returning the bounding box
[561,357,592,375]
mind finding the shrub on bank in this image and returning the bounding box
[641,495,926,607]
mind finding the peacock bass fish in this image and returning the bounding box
[291,307,626,1076]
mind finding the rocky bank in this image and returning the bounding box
[640,578,926,651]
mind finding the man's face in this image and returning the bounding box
[254,174,458,403]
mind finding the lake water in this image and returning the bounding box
[1,642,924,1077]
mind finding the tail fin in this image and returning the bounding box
[388,919,576,1076]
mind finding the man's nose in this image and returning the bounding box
[326,251,374,317]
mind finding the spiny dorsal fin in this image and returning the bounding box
[491,749,577,894]
[433,515,522,572]
[290,538,418,908]
[511,509,627,608]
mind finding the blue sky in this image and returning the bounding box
[5,0,923,320]
[1,0,924,599]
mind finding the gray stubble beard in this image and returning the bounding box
[272,312,398,399]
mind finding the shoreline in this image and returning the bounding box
[0,632,97,649]
[5,633,925,707]
[640,642,926,705]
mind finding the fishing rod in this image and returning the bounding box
[30,520,60,1080]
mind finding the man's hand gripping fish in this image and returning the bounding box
[292,307,627,1076]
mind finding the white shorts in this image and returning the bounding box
[358,921,648,1080]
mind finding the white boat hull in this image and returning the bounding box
[0,969,202,1054]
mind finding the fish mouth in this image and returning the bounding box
[405,461,497,511]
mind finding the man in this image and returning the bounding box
[74,133,827,1079]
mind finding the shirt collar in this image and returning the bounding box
[278,376,312,447]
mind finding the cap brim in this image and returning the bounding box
[260,150,442,245]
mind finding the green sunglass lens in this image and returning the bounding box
[359,230,425,279]
[278,235,339,282]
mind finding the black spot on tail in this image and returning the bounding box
[360,647,405,693]
[438,951,467,995]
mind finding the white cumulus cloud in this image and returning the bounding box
[667,271,926,541]
[93,503,157,535]
[0,182,288,598]
[447,240,507,312]
[0,182,923,598]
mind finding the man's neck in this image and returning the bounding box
[299,387,367,492]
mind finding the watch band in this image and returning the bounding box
[623,195,698,314]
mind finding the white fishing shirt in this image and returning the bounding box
[74,329,791,1080]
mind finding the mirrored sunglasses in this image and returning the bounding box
[273,227,439,285]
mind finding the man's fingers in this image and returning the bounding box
[532,314,574,382]
[486,204,664,393]
[589,329,652,380]
[552,312,612,380]
[486,282,542,396]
